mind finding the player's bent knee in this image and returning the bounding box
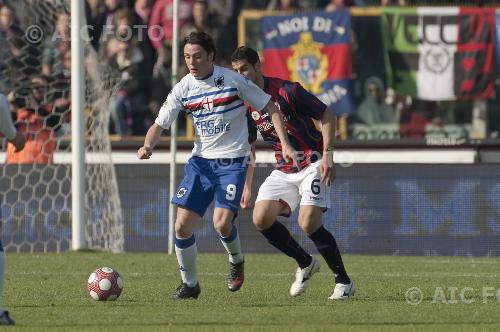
[298,207,323,235]
[299,222,321,236]
[212,208,234,235]
[174,209,199,238]
[253,200,283,231]
[252,212,273,231]
[174,222,192,238]
[212,218,230,234]
[298,217,323,235]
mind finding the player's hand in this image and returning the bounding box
[8,132,25,152]
[137,146,153,159]
[320,153,335,186]
[240,186,254,210]
[282,143,301,171]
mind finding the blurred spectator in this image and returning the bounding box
[0,3,23,40]
[297,0,329,8]
[6,75,69,163]
[134,0,153,25]
[107,38,149,136]
[357,76,396,125]
[399,101,432,139]
[267,0,302,10]
[385,87,410,124]
[180,0,222,57]
[51,50,71,137]
[4,36,42,91]
[242,0,269,9]
[99,37,122,65]
[42,8,70,76]
[380,0,407,5]
[305,0,331,7]
[85,0,107,51]
[208,0,244,63]
[114,7,155,75]
[103,0,125,27]
[149,0,194,73]
[325,0,354,11]
[207,0,233,26]
[148,42,173,131]
[5,1,56,48]
[181,0,215,35]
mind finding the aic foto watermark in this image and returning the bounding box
[24,24,168,44]
[405,286,500,305]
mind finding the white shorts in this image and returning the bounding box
[255,161,331,216]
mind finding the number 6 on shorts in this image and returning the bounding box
[310,179,321,195]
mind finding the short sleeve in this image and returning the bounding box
[292,83,327,120]
[155,84,184,129]
[234,74,271,111]
[246,109,258,144]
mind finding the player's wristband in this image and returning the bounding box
[323,146,334,152]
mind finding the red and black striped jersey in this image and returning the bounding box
[248,76,327,173]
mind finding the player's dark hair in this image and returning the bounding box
[183,31,216,61]
[230,46,260,66]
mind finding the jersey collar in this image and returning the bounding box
[195,66,215,81]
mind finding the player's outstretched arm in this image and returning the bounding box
[137,123,164,159]
[262,101,300,169]
[241,143,256,210]
[320,107,336,186]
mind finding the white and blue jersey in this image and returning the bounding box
[155,65,271,215]
[155,65,271,159]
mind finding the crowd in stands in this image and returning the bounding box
[0,0,497,145]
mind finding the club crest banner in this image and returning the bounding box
[261,10,354,115]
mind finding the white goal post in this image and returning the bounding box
[70,0,86,250]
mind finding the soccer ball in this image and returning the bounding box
[87,267,123,301]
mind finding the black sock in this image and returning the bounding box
[308,226,350,284]
[260,221,312,269]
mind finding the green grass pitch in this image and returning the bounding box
[4,252,500,331]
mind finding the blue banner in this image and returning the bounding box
[261,10,354,115]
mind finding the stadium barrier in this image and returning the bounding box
[2,147,499,256]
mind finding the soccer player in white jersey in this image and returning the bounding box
[0,93,25,325]
[137,32,297,299]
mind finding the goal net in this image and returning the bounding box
[0,0,124,252]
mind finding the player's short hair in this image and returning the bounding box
[230,46,260,66]
[183,31,216,60]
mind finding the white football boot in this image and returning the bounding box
[289,256,320,297]
[329,281,355,300]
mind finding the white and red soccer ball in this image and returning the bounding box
[87,267,123,301]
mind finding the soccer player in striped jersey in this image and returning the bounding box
[0,93,25,325]
[231,46,354,300]
[137,32,297,299]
